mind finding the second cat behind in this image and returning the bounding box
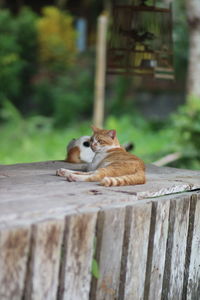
[57,126,146,187]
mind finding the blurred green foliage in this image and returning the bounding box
[0,6,84,119]
[32,67,94,126]
[0,8,38,110]
[0,101,90,164]
[0,100,174,166]
[37,6,77,70]
[173,0,189,83]
[171,104,200,170]
[0,10,24,105]
[0,95,199,170]
[0,4,199,170]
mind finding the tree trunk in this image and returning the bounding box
[186,0,200,102]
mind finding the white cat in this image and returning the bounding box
[65,136,95,163]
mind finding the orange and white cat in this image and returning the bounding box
[65,136,134,163]
[57,126,145,187]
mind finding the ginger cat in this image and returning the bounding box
[56,126,146,187]
[65,136,134,163]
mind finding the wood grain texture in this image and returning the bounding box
[147,200,170,300]
[121,203,152,300]
[24,219,64,300]
[0,162,200,229]
[90,208,126,300]
[59,212,97,300]
[0,227,30,300]
[187,193,200,300]
[162,196,190,300]
[0,161,200,299]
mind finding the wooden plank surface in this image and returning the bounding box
[90,208,126,300]
[58,212,97,300]
[162,196,190,300]
[24,219,64,300]
[120,203,152,300]
[0,161,200,228]
[186,193,200,300]
[147,200,170,300]
[0,161,199,300]
[0,227,30,300]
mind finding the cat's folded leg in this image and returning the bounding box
[56,168,90,177]
[66,172,95,182]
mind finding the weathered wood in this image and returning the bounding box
[120,203,152,300]
[58,212,97,300]
[162,196,190,300]
[0,227,30,300]
[24,219,64,300]
[153,152,182,167]
[90,207,126,300]
[0,161,200,299]
[186,193,200,300]
[147,200,170,300]
[0,162,200,228]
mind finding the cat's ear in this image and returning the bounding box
[91,125,100,132]
[107,130,116,139]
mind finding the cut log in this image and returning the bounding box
[121,203,152,300]
[59,213,97,300]
[186,194,200,299]
[162,196,190,299]
[91,208,126,300]
[0,227,30,300]
[24,219,64,300]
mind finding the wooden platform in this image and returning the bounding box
[0,161,200,300]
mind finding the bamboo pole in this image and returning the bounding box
[93,14,108,128]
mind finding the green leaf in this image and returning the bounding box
[92,258,100,279]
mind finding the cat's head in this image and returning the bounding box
[65,136,95,163]
[90,125,120,152]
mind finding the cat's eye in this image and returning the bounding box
[83,141,90,147]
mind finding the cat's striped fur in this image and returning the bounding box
[56,126,146,186]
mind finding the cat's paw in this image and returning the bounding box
[66,174,77,182]
[56,168,70,177]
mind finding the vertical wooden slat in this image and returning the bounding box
[59,212,97,300]
[24,219,64,300]
[162,196,190,300]
[0,227,30,300]
[121,203,152,300]
[91,207,126,300]
[187,194,200,299]
[148,200,170,300]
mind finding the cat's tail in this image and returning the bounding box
[101,172,146,187]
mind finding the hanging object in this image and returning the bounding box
[107,0,175,80]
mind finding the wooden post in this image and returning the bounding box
[93,14,108,128]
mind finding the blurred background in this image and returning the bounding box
[0,0,199,170]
